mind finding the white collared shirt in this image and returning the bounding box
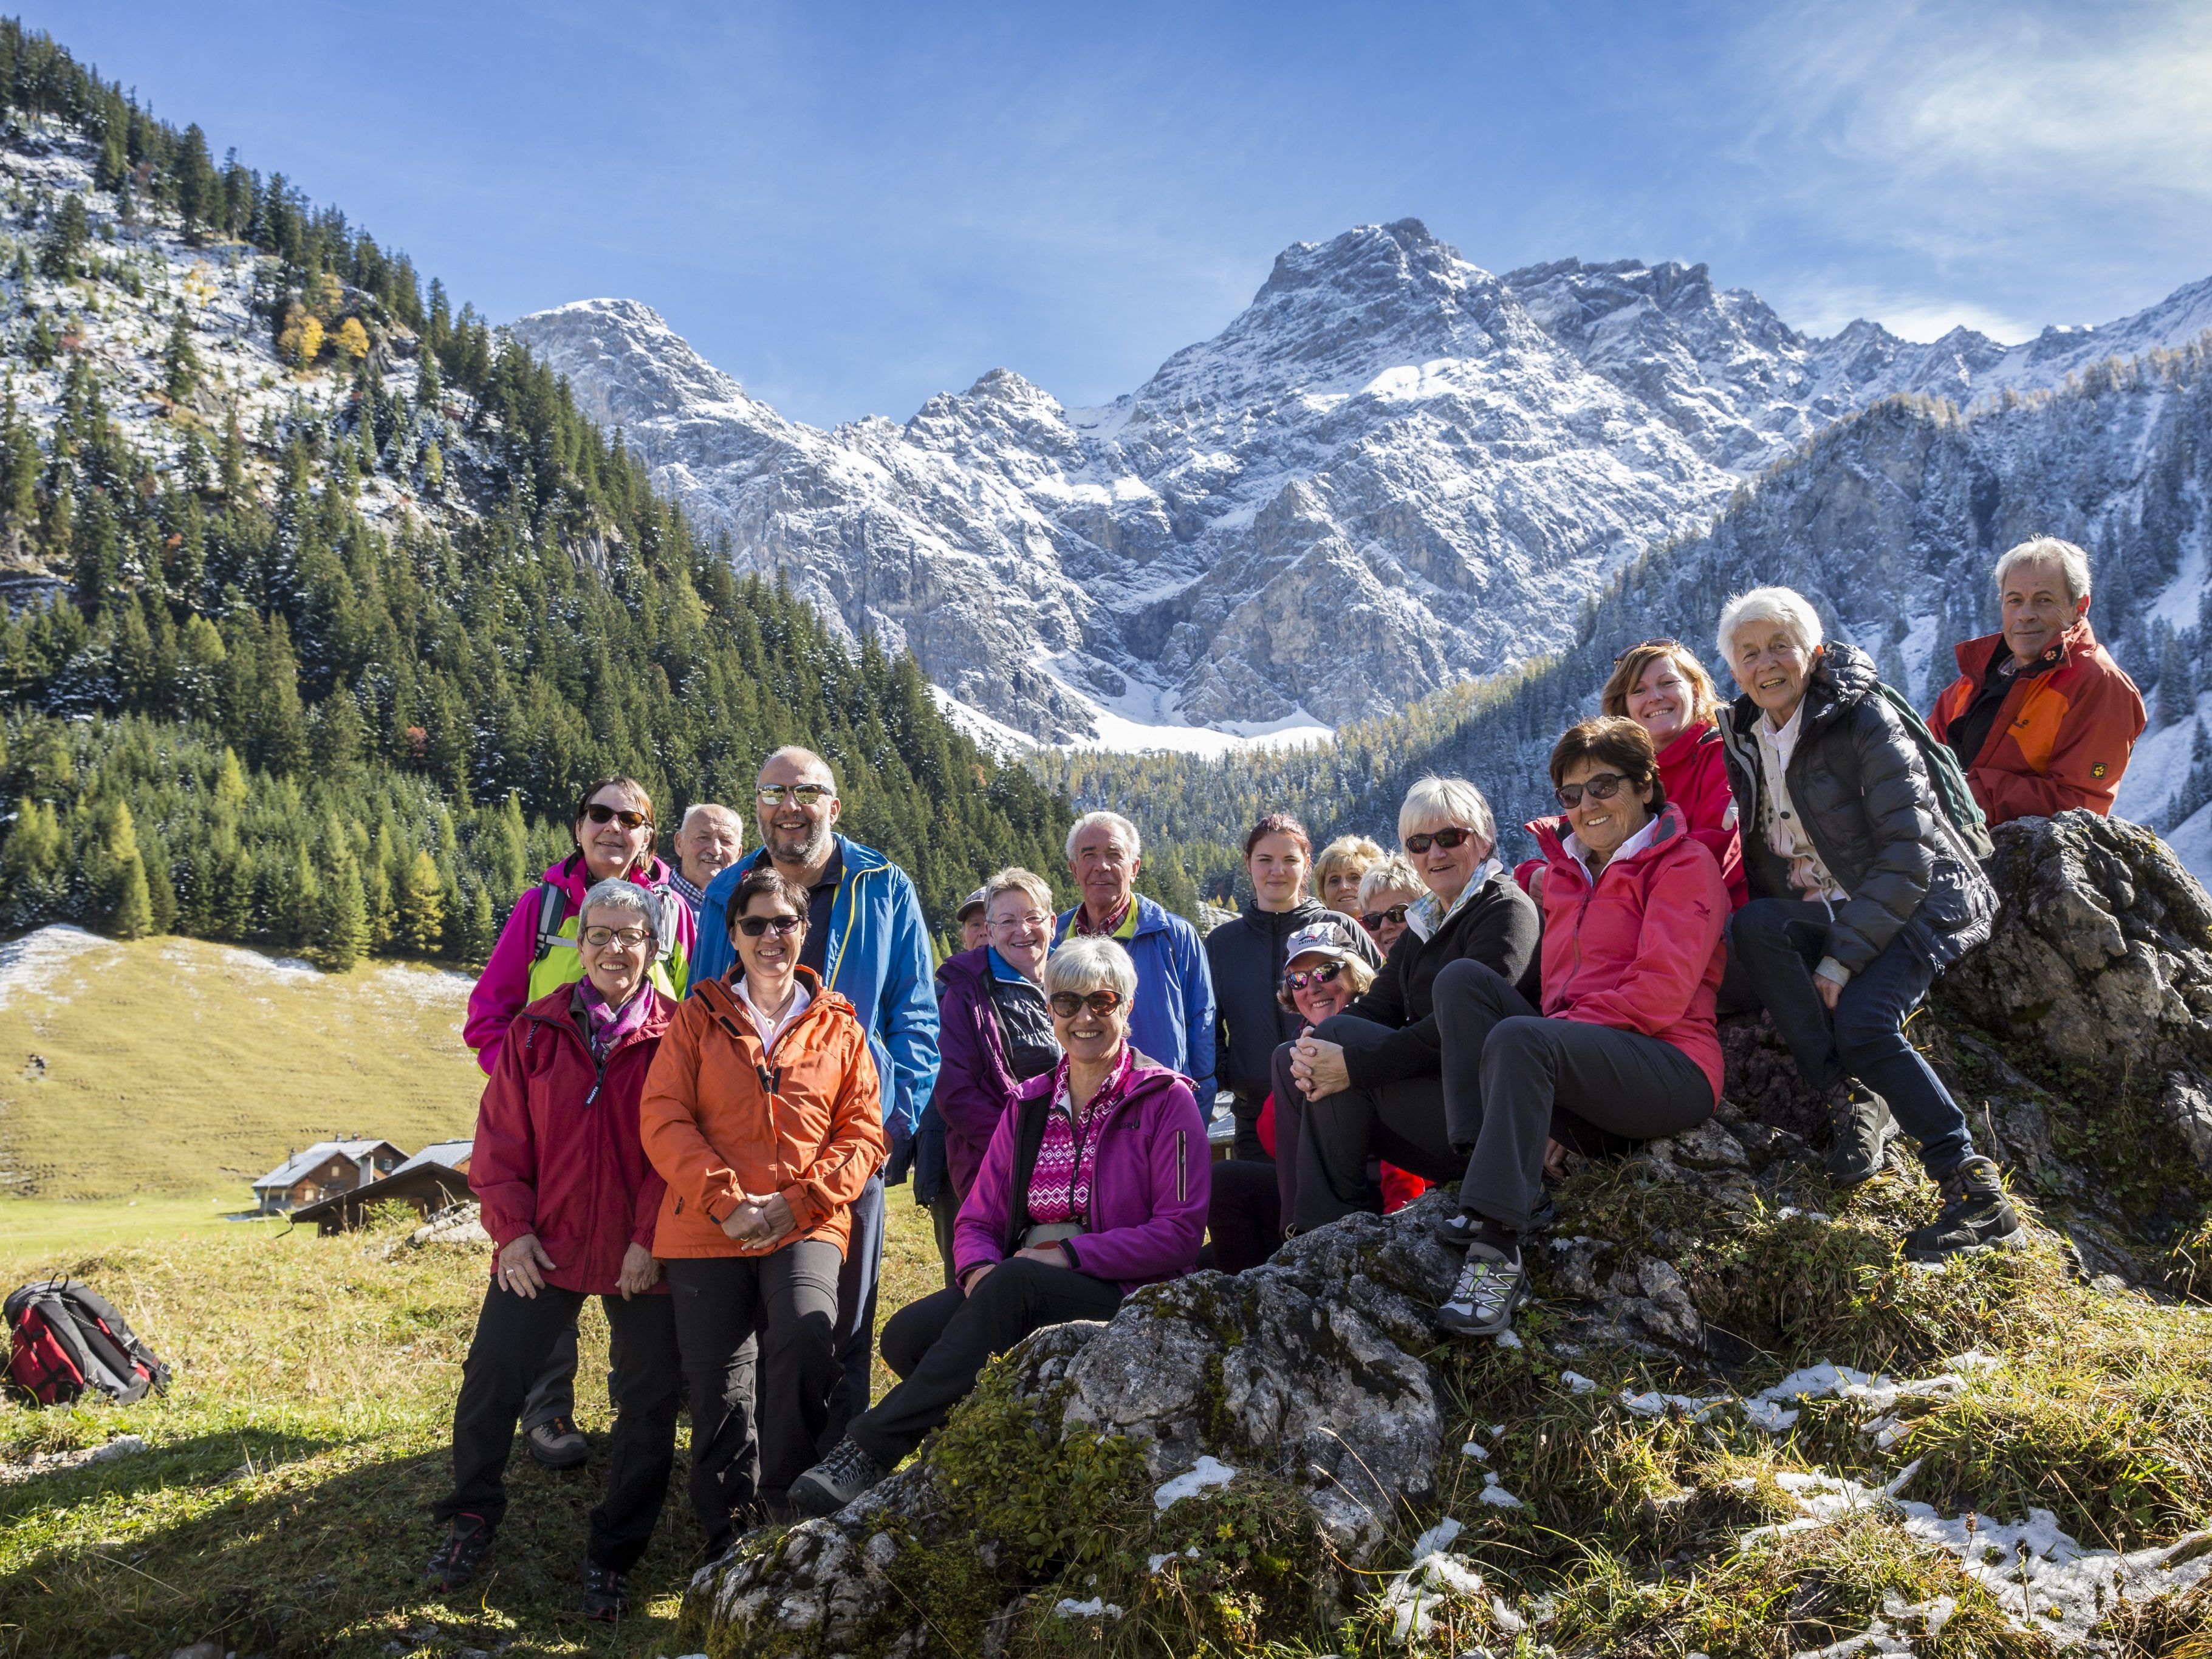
[1755,701,1848,903]
[736,976,812,1055]
[1566,815,1662,877]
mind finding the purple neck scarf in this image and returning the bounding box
[575,980,654,1061]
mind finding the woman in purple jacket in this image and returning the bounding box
[791,936,1210,1515]
[924,868,1061,1282]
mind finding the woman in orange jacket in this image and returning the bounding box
[639,866,886,1551]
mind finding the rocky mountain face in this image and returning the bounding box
[514,225,2212,747]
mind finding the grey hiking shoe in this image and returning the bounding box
[790,1437,889,1517]
[1824,1081,1897,1187]
[1434,1242,1529,1338]
[526,1415,589,1469]
[1904,1157,2025,1261]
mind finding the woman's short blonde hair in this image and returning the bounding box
[1044,936,1138,1005]
[1313,834,1385,889]
[1601,641,1720,729]
[1716,586,1824,662]
[1357,855,1422,909]
[982,866,1055,915]
[1396,776,1497,857]
[1276,950,1377,1013]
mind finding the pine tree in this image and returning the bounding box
[219,405,245,496]
[397,847,445,954]
[38,193,89,278]
[162,309,202,402]
[318,855,369,971]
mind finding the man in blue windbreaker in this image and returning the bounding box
[1052,811,1216,1103]
[693,746,939,1449]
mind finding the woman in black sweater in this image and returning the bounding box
[1281,776,1539,1233]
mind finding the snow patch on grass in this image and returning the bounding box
[0,926,118,1010]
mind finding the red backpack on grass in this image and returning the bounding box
[4,1278,171,1406]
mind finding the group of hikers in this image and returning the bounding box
[425,538,2146,1618]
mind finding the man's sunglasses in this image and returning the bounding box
[735,913,805,937]
[1612,636,1683,665]
[758,784,836,807]
[1049,990,1124,1018]
[583,803,652,829]
[1361,903,1410,930]
[1556,772,1632,809]
[1283,961,1346,994]
[1404,827,1478,855]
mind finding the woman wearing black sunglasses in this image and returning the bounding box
[791,936,1209,1516]
[1282,776,1538,1237]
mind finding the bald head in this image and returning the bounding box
[757,746,841,876]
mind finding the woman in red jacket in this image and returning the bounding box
[1600,640,1747,909]
[1431,717,1728,1338]
[426,880,682,1622]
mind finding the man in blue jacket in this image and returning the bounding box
[694,747,940,1446]
[1052,811,1216,1103]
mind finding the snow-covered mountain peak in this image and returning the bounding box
[514,297,781,435]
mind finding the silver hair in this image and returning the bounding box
[579,878,656,934]
[1396,776,1497,856]
[1994,536,2092,606]
[1044,936,1139,1004]
[982,866,1055,914]
[679,802,744,833]
[1065,810,1141,863]
[1717,585,1826,661]
[1357,854,1422,908]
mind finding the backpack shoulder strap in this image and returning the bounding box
[531,881,569,963]
[1875,682,1996,861]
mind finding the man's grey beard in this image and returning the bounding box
[772,819,833,867]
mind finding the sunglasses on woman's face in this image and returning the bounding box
[1404,827,1477,855]
[584,803,651,829]
[1361,903,1410,930]
[1284,961,1346,994]
[1556,772,1631,809]
[735,913,804,938]
[1049,990,1124,1018]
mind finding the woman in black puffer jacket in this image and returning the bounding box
[1714,586,2014,1262]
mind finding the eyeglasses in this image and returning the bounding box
[990,911,1053,931]
[583,803,651,829]
[581,926,652,949]
[1612,637,1683,665]
[1404,827,1479,855]
[1049,990,1124,1018]
[1283,961,1346,994]
[735,913,805,937]
[757,784,836,807]
[1361,903,1410,930]
[1556,772,1632,809]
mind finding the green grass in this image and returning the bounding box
[0,1194,948,1658]
[0,933,485,1201]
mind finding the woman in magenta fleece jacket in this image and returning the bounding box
[790,936,1208,1516]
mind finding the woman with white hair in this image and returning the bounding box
[1714,586,2016,1262]
[1282,776,1539,1236]
[790,936,1210,1514]
[1357,855,1423,954]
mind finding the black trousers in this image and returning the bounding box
[1434,959,1714,1231]
[1725,899,1973,1172]
[1207,1157,1281,1274]
[823,1174,885,1449]
[519,1318,577,1431]
[1292,1014,1462,1233]
[665,1242,843,1545]
[847,1259,1121,1468]
[1230,1089,1271,1163]
[929,1183,960,1293]
[435,1282,680,1571]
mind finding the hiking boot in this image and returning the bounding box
[525,1415,589,1469]
[1434,1242,1529,1338]
[581,1559,628,1621]
[1824,1081,1897,1187]
[1904,1157,2025,1261]
[790,1437,889,1517]
[425,1513,494,1592]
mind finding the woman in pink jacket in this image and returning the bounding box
[1431,716,1728,1338]
[788,936,1209,1517]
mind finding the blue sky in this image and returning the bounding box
[30,1,2212,428]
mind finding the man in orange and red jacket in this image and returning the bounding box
[1928,536,2145,826]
